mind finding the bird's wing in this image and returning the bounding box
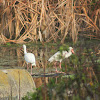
[62,51,68,57]
[48,51,61,62]
[24,53,36,64]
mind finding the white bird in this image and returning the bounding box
[48,47,74,72]
[23,44,36,74]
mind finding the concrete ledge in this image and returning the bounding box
[0,69,36,99]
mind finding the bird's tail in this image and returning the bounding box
[48,57,53,63]
[32,63,36,66]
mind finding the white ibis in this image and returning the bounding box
[48,47,74,72]
[23,44,36,74]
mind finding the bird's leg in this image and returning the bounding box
[55,62,65,74]
[54,62,58,72]
[31,64,33,75]
[55,67,58,72]
[59,62,62,69]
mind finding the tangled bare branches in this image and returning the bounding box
[0,0,100,44]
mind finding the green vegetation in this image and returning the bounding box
[22,41,100,100]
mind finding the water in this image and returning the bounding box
[0,41,100,100]
[0,45,51,69]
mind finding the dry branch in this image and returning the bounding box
[0,0,100,44]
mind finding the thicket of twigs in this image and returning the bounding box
[0,0,100,44]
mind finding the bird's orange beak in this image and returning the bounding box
[71,49,75,54]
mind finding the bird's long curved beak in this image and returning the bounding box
[71,49,75,54]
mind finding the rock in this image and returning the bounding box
[0,69,36,99]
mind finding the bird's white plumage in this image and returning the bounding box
[48,46,74,72]
[48,47,74,63]
[48,51,68,62]
[24,53,36,66]
[23,45,36,66]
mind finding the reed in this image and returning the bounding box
[0,0,99,44]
